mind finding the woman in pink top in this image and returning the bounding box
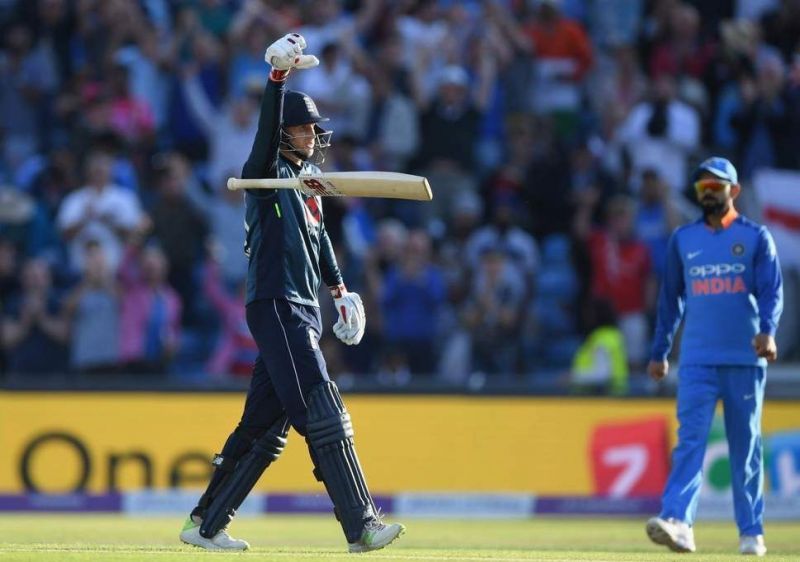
[118,243,182,374]
[203,258,257,377]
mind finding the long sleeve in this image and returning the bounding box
[319,213,343,288]
[754,227,783,336]
[651,232,685,361]
[183,75,219,135]
[241,78,284,180]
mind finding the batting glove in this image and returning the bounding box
[265,33,319,73]
[333,291,365,346]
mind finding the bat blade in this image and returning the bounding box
[227,172,432,201]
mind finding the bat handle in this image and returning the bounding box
[227,177,237,191]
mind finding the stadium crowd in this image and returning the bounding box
[1,0,799,393]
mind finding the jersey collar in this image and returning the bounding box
[704,206,739,231]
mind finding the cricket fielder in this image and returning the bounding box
[646,157,783,556]
[179,33,405,552]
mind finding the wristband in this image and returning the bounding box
[269,68,289,82]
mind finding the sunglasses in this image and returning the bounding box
[694,178,731,193]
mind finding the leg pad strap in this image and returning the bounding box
[199,416,288,538]
[307,382,375,543]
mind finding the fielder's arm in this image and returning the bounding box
[754,227,783,337]
[650,232,686,362]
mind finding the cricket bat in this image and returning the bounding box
[226,171,432,201]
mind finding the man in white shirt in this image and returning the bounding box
[617,75,700,194]
[182,68,259,190]
[57,151,145,272]
[293,41,371,139]
[465,199,539,289]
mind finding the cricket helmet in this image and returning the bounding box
[281,90,332,164]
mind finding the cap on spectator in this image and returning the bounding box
[0,187,34,224]
[438,65,469,88]
[693,157,738,184]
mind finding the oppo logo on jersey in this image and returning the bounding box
[689,263,747,295]
[688,263,746,277]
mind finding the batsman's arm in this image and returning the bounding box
[651,232,686,361]
[240,74,284,182]
[319,208,344,290]
[754,226,783,337]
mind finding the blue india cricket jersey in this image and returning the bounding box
[651,211,783,366]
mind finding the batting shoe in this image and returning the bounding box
[740,535,767,556]
[179,516,250,551]
[348,519,406,553]
[646,516,696,553]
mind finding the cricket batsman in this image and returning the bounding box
[179,33,405,552]
[646,157,783,556]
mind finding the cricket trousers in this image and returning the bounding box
[660,365,766,535]
[239,298,329,435]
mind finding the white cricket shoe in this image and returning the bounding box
[348,519,406,553]
[179,516,250,551]
[646,516,696,553]
[740,535,767,556]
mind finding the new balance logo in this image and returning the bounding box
[687,251,703,260]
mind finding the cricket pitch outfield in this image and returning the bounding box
[0,515,798,561]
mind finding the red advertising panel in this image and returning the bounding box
[590,417,671,497]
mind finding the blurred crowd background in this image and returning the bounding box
[1,0,799,394]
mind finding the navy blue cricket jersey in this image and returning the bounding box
[240,78,342,307]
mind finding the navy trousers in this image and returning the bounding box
[240,298,330,435]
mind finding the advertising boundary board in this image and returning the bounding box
[1,392,798,507]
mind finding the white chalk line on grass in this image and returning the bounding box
[0,547,586,562]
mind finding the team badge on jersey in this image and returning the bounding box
[732,243,745,256]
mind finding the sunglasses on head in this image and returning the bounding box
[694,178,731,193]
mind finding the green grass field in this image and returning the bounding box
[0,515,798,561]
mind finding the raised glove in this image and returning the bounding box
[265,33,319,71]
[333,291,365,346]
